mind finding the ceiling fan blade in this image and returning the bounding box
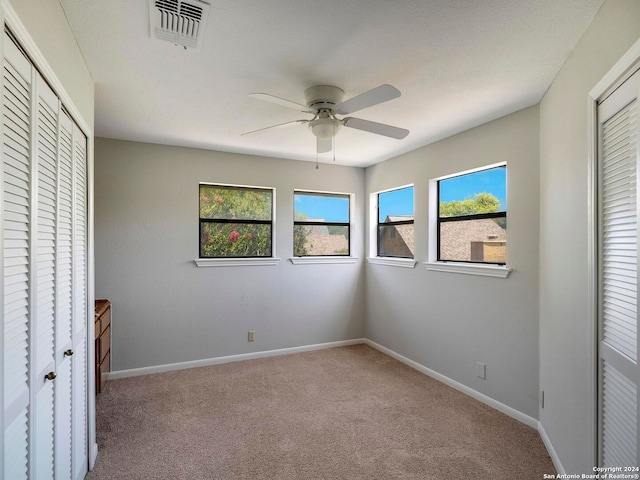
[343,117,409,139]
[241,119,308,136]
[317,137,332,154]
[335,84,401,115]
[249,93,313,113]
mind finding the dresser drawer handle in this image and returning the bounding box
[64,349,74,357]
[45,372,57,381]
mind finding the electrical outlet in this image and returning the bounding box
[248,330,255,342]
[476,362,486,379]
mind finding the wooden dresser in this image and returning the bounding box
[94,299,111,394]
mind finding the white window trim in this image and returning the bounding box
[195,257,281,267]
[367,257,417,268]
[428,162,508,277]
[198,182,276,262]
[424,261,510,278]
[292,189,354,260]
[368,184,415,263]
[289,256,358,265]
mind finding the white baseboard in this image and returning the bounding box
[88,442,98,472]
[363,339,539,429]
[107,338,366,380]
[538,422,565,475]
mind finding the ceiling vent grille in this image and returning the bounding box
[149,0,210,49]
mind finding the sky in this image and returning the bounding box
[294,193,349,222]
[439,166,506,211]
[378,186,413,221]
[295,166,506,222]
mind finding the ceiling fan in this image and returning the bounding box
[242,84,409,154]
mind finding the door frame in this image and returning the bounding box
[0,0,97,474]
[588,37,640,467]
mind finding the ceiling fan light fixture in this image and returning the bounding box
[309,118,341,138]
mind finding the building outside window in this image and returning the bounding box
[437,165,506,264]
[377,186,414,258]
[293,191,350,256]
[199,184,273,258]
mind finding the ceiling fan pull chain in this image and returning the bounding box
[333,130,336,163]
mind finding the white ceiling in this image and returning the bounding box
[59,0,604,168]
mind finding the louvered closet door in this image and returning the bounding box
[1,30,89,480]
[598,68,640,468]
[55,110,74,480]
[71,121,88,480]
[2,32,33,480]
[33,71,60,480]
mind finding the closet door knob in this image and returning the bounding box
[64,349,74,357]
[45,372,57,381]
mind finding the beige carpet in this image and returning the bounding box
[86,344,555,479]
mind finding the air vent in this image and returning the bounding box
[149,0,210,49]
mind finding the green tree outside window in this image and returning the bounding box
[199,185,273,258]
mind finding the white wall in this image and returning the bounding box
[539,0,640,474]
[365,106,540,418]
[94,138,366,371]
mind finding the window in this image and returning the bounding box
[293,191,350,256]
[437,165,506,264]
[377,186,414,258]
[199,184,273,258]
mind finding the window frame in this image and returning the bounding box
[293,190,351,257]
[198,183,275,260]
[427,163,509,274]
[376,185,415,259]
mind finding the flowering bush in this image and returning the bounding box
[199,185,272,257]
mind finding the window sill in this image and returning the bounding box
[194,258,281,267]
[289,256,358,265]
[423,262,511,278]
[367,257,417,268]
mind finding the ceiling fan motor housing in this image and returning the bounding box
[305,86,345,138]
[304,85,344,110]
